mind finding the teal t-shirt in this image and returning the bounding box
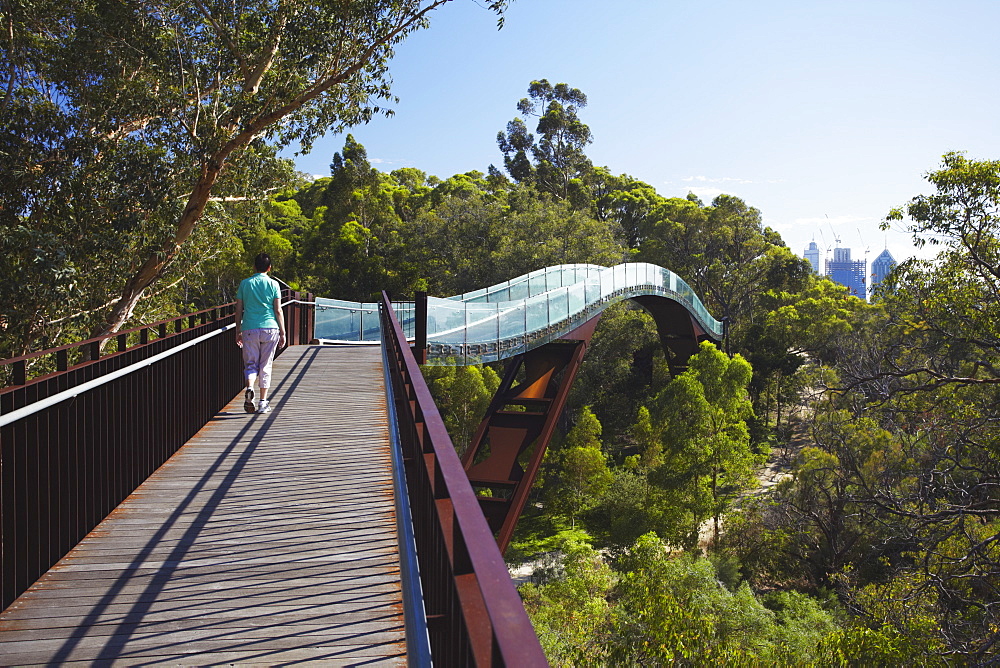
[236,273,281,330]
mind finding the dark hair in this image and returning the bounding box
[254,252,271,273]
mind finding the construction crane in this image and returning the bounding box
[818,229,830,252]
[828,215,841,247]
[857,228,870,257]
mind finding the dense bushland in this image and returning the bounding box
[6,36,999,659]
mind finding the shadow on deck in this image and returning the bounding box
[0,346,407,665]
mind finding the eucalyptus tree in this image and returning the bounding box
[722,154,1000,661]
[497,79,593,200]
[649,341,759,546]
[544,407,613,529]
[589,169,663,249]
[1,0,507,353]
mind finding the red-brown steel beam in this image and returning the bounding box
[461,316,601,554]
[460,296,716,553]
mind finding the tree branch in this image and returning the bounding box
[191,0,248,79]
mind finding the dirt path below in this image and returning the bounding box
[698,413,810,548]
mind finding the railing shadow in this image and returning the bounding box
[35,346,405,665]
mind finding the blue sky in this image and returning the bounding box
[285,0,1000,267]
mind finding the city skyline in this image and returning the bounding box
[802,238,897,301]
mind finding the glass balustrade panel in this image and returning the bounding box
[525,296,549,334]
[599,269,615,299]
[314,299,362,340]
[528,274,546,297]
[568,282,586,319]
[499,302,527,340]
[548,288,569,323]
[360,303,381,340]
[465,303,501,344]
[613,264,627,292]
[427,298,468,343]
[509,280,530,301]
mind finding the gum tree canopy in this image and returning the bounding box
[1,0,506,351]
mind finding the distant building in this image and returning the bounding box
[870,248,897,298]
[826,246,867,301]
[804,241,821,274]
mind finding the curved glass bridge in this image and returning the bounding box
[314,262,723,366]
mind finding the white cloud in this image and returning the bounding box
[370,157,414,167]
[682,175,785,185]
[686,186,728,201]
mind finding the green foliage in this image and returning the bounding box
[648,342,761,546]
[518,532,952,666]
[519,538,614,666]
[714,154,1000,662]
[569,302,666,453]
[423,364,501,454]
[633,405,663,470]
[609,533,847,665]
[586,468,690,551]
[764,590,842,660]
[590,168,665,248]
[497,79,594,200]
[544,408,613,528]
[816,625,932,666]
[1,0,508,349]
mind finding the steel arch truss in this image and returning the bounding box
[460,295,716,553]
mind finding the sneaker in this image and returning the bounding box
[243,388,255,413]
[257,400,271,414]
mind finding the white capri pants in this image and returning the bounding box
[242,328,281,389]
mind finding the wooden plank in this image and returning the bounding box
[0,346,407,665]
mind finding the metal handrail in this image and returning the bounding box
[0,291,315,610]
[0,323,234,425]
[379,291,546,666]
[0,302,233,366]
[1,291,313,391]
[380,328,432,665]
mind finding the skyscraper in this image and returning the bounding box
[826,245,867,301]
[870,248,897,298]
[804,241,821,274]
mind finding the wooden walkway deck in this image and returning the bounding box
[0,345,407,666]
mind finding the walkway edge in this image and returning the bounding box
[382,332,432,665]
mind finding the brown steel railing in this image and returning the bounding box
[0,291,314,610]
[1,289,546,664]
[379,291,547,667]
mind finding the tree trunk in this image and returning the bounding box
[87,0,459,345]
[91,159,224,347]
[712,464,720,546]
[775,373,783,433]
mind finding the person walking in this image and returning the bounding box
[235,252,286,414]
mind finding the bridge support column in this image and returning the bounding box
[460,317,601,554]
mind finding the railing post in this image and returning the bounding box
[304,293,314,344]
[414,291,428,365]
[12,360,26,386]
